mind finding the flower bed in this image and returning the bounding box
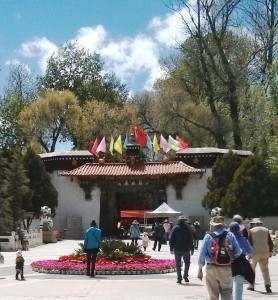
[31,255,176,275]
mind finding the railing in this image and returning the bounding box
[0,229,43,251]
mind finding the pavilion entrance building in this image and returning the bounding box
[40,146,251,238]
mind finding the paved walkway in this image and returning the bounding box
[0,239,277,299]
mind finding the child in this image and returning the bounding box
[22,235,29,251]
[142,232,150,251]
[15,250,25,280]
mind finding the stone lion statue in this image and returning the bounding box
[40,206,53,231]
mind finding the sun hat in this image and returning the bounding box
[250,217,263,224]
[210,216,225,227]
[16,250,22,257]
[177,215,188,223]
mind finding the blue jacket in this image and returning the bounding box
[84,226,101,250]
[130,224,140,238]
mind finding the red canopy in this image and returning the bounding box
[120,210,151,218]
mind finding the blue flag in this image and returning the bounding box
[123,135,129,149]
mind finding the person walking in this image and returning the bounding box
[229,222,254,300]
[169,215,194,284]
[232,214,248,239]
[197,215,242,300]
[15,250,25,281]
[247,217,273,293]
[84,220,101,278]
[130,220,140,246]
[163,219,171,243]
[193,221,202,250]
[142,232,150,251]
[152,220,165,251]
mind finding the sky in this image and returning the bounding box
[0,0,190,94]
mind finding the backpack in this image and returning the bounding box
[209,231,233,266]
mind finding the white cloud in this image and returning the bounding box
[19,37,58,72]
[5,59,32,74]
[75,25,107,53]
[16,10,186,90]
[148,7,195,47]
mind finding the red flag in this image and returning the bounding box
[176,134,189,149]
[90,138,99,157]
[135,126,147,147]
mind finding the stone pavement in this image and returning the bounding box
[0,239,277,299]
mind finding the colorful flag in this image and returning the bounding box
[168,135,181,151]
[114,135,123,154]
[159,134,171,153]
[153,134,160,153]
[96,136,106,153]
[176,134,189,149]
[135,126,147,147]
[146,134,152,150]
[123,135,129,149]
[109,135,114,156]
[90,138,99,157]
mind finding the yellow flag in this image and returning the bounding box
[114,135,123,154]
[153,134,160,153]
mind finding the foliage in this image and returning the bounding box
[0,152,13,234]
[18,90,80,152]
[5,150,31,230]
[72,100,136,150]
[202,151,243,210]
[22,147,58,228]
[222,155,278,217]
[73,239,144,260]
[39,40,128,106]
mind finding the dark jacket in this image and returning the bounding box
[15,256,24,270]
[169,223,194,252]
[154,223,165,238]
[232,254,255,285]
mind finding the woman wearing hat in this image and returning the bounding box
[229,221,254,300]
[129,220,140,246]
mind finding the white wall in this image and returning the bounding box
[166,170,211,228]
[50,172,100,238]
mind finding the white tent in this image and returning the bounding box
[143,202,183,230]
[144,202,182,218]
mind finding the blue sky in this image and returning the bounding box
[0,0,189,94]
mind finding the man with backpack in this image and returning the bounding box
[197,215,242,300]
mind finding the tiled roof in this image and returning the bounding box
[62,161,202,178]
[177,147,252,156]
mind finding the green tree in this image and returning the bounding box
[5,151,31,230]
[18,90,80,152]
[0,62,38,149]
[22,147,58,229]
[72,100,136,150]
[159,1,255,149]
[40,41,128,106]
[202,151,243,210]
[222,155,277,217]
[0,152,13,234]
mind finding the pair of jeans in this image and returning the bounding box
[131,238,139,245]
[174,251,191,281]
[153,237,163,251]
[234,275,244,300]
[86,251,98,277]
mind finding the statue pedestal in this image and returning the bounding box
[43,230,58,243]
